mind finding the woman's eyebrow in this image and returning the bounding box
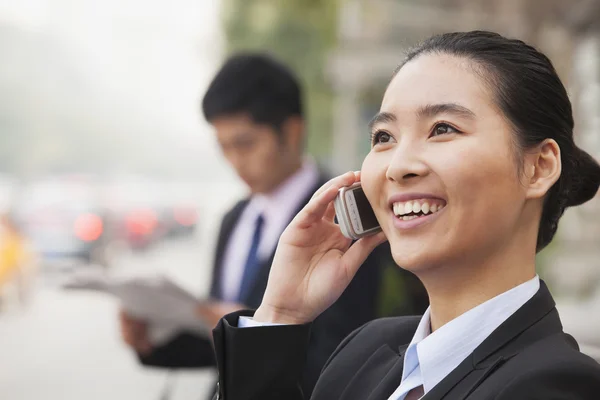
[368,112,396,131]
[417,103,476,120]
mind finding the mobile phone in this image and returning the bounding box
[334,182,382,240]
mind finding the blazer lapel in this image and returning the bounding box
[366,344,410,400]
[238,177,328,307]
[423,281,561,400]
[209,199,250,299]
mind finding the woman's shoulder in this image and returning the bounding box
[354,315,422,346]
[518,331,600,370]
[494,332,600,398]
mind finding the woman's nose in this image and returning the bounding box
[385,145,429,183]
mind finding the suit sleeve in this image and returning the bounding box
[138,332,216,368]
[299,242,384,396]
[494,361,600,399]
[212,310,312,400]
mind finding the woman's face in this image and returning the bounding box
[361,53,529,272]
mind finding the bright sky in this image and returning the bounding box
[0,0,231,177]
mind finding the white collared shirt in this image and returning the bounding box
[219,159,320,302]
[388,275,541,400]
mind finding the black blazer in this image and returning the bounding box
[139,174,403,397]
[212,281,600,400]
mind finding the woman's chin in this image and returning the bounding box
[390,245,440,274]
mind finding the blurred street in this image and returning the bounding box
[0,235,217,400]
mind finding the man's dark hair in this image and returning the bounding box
[396,31,600,252]
[202,53,303,133]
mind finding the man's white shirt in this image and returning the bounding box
[219,159,319,302]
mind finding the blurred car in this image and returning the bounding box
[103,177,200,249]
[119,206,160,250]
[113,203,198,248]
[159,182,201,238]
[160,204,198,238]
[103,178,164,251]
[14,177,111,267]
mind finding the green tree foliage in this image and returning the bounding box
[222,0,340,158]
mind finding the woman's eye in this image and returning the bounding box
[430,123,460,137]
[371,130,393,146]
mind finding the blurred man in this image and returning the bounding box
[119,53,416,397]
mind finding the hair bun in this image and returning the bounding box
[566,147,600,207]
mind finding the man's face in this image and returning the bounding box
[212,113,298,194]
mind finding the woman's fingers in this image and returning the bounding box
[295,185,339,228]
[311,171,359,201]
[324,202,336,222]
[320,171,361,222]
[296,172,359,228]
[340,231,387,278]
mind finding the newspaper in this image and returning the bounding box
[62,269,210,344]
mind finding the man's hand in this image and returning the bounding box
[119,310,153,355]
[196,301,246,328]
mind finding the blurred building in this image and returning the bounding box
[220,0,339,162]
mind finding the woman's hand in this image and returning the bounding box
[253,171,387,325]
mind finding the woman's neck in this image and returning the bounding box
[420,236,537,332]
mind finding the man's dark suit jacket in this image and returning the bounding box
[136,175,410,397]
[211,281,600,399]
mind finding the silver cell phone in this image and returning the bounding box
[334,182,382,240]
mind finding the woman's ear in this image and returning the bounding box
[524,139,562,200]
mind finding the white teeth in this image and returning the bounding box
[412,202,421,213]
[392,199,446,217]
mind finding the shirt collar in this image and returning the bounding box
[406,275,540,393]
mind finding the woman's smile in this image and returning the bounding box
[388,194,447,230]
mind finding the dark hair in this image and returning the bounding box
[395,31,600,251]
[202,53,303,134]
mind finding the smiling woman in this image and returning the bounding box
[209,31,600,400]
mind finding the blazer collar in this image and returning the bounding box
[363,317,421,400]
[423,280,562,400]
[366,344,410,400]
[471,279,558,364]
